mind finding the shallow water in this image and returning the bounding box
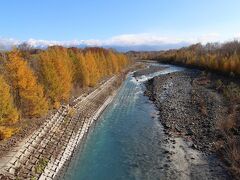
[62,65,186,180]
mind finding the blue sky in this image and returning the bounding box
[1,0,240,49]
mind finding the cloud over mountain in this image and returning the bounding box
[0,38,20,50]
[0,33,235,52]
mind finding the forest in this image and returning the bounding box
[146,41,240,76]
[0,46,129,139]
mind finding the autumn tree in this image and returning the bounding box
[5,51,48,117]
[84,51,100,87]
[155,41,240,76]
[38,46,73,107]
[0,75,19,124]
[0,46,129,139]
[68,49,89,87]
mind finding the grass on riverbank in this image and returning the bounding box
[204,74,240,177]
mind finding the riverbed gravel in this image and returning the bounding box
[145,70,227,152]
[144,68,235,179]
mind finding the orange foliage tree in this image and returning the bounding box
[0,75,19,124]
[38,46,73,107]
[0,46,129,140]
[84,51,100,86]
[68,49,90,87]
[5,51,48,117]
[152,41,240,76]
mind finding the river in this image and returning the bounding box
[61,64,228,180]
[61,64,184,180]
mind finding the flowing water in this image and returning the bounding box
[62,65,184,180]
[62,65,228,180]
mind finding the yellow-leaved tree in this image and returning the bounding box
[68,49,89,87]
[38,46,73,107]
[84,51,100,87]
[5,51,48,117]
[0,75,19,124]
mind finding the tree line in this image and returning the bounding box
[138,41,240,76]
[0,46,129,139]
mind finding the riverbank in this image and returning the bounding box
[0,72,126,179]
[144,67,240,179]
[0,75,115,159]
[60,65,194,180]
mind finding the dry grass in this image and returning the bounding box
[53,101,61,109]
[0,126,18,140]
[213,80,240,178]
[217,113,236,132]
[222,136,240,177]
[216,121,240,177]
[216,99,240,178]
[68,107,76,118]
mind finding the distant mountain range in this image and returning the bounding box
[104,43,190,52]
[0,38,190,52]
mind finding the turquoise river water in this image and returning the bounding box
[62,65,184,180]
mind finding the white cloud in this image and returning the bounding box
[0,38,20,50]
[194,33,221,44]
[101,33,224,46]
[103,33,185,46]
[0,32,234,51]
[23,39,102,48]
[233,32,240,40]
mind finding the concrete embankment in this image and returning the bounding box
[0,75,121,180]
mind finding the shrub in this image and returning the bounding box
[68,107,76,118]
[35,158,48,174]
[0,126,17,140]
[215,79,223,90]
[223,82,240,100]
